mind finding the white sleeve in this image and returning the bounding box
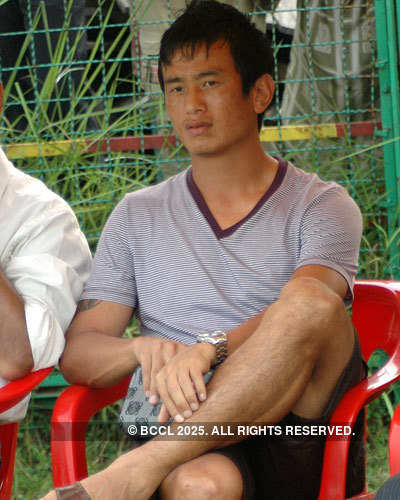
[5,206,92,368]
[0,203,91,422]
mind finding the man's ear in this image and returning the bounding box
[251,74,274,114]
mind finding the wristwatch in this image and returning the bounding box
[197,330,228,367]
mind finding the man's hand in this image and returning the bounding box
[156,342,216,423]
[133,336,188,404]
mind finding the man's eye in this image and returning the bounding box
[170,86,183,93]
[204,80,217,88]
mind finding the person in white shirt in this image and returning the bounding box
[0,116,92,422]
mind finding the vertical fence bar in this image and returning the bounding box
[374,0,400,277]
[385,0,400,183]
[397,1,400,69]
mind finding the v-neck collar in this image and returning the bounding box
[186,156,288,239]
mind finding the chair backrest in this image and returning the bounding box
[352,281,400,362]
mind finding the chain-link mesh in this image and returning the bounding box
[0,0,397,277]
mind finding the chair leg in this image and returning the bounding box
[0,423,19,500]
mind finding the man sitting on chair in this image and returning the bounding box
[43,2,366,499]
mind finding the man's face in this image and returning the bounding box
[162,41,260,158]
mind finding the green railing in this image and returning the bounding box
[375,0,400,276]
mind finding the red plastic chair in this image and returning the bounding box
[51,281,400,499]
[388,401,400,476]
[318,281,400,499]
[0,366,53,499]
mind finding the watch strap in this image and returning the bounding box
[197,330,227,366]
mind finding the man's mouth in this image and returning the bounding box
[185,122,212,135]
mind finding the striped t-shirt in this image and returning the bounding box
[82,158,362,344]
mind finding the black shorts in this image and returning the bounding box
[215,410,365,499]
[214,329,367,500]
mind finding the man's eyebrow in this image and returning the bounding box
[195,71,220,79]
[164,70,221,85]
[164,76,183,85]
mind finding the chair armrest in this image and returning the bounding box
[51,376,131,487]
[318,358,400,500]
[0,367,54,413]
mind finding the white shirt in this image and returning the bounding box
[0,148,92,421]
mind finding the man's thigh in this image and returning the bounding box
[291,308,356,420]
[249,324,366,499]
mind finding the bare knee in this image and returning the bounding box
[162,469,218,500]
[281,277,350,337]
[160,454,243,500]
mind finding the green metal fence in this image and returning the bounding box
[0,0,399,398]
[375,0,400,276]
[1,0,397,271]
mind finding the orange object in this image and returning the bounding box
[0,366,53,500]
[50,282,400,499]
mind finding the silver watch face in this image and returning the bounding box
[197,331,225,345]
[197,332,213,343]
[197,331,227,366]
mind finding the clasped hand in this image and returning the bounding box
[133,337,215,423]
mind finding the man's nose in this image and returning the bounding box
[185,86,206,114]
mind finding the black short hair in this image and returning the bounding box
[158,0,274,130]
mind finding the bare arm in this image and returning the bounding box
[60,299,137,387]
[0,267,33,380]
[60,299,187,389]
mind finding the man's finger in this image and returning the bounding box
[157,371,188,422]
[141,352,152,396]
[178,370,200,412]
[156,372,181,422]
[158,403,171,424]
[189,367,207,404]
[149,350,164,404]
[166,371,193,420]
